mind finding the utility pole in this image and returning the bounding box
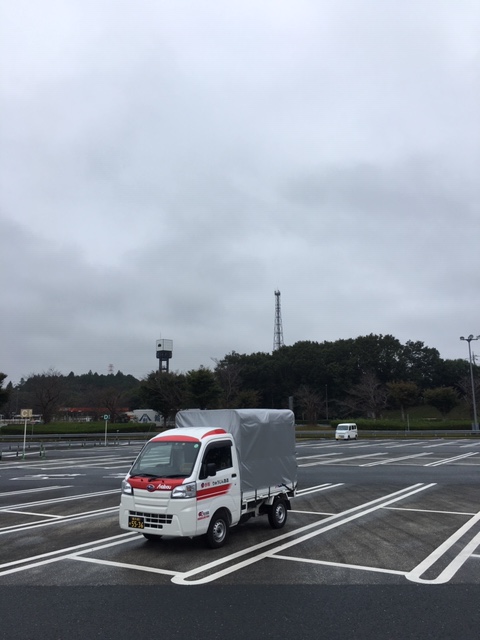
[460,334,480,431]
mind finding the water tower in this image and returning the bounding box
[156,338,173,373]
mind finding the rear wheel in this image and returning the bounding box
[268,497,288,529]
[206,510,230,548]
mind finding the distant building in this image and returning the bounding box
[129,409,163,425]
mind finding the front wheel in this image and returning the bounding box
[206,510,230,549]
[268,497,288,529]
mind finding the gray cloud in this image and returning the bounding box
[1,0,479,386]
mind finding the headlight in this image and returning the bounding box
[172,481,196,499]
[121,479,133,495]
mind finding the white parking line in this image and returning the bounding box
[383,441,429,448]
[273,554,407,577]
[300,453,384,467]
[0,485,71,497]
[1,489,119,511]
[424,452,478,467]
[296,483,343,497]
[71,555,178,576]
[422,441,451,448]
[0,506,119,535]
[385,506,476,516]
[69,485,430,586]
[296,453,338,462]
[171,483,435,585]
[0,532,137,576]
[361,453,432,467]
[406,510,480,584]
[2,510,64,519]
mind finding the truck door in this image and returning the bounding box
[196,440,241,528]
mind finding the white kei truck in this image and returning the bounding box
[119,408,297,548]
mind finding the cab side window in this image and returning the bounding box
[203,443,232,474]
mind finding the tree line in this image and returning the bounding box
[0,334,478,424]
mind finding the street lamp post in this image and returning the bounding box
[460,334,480,431]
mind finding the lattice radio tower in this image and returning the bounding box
[273,290,284,351]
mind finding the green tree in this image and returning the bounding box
[295,385,323,425]
[234,389,261,408]
[219,351,278,407]
[344,371,388,419]
[402,341,443,388]
[26,368,65,424]
[213,358,243,408]
[186,367,221,409]
[140,371,187,426]
[99,387,127,423]
[424,387,460,419]
[387,381,420,421]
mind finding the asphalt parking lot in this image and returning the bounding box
[1,437,480,638]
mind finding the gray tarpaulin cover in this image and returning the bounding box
[175,409,297,493]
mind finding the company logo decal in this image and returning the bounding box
[146,484,155,492]
[198,510,210,520]
[201,478,229,489]
[212,477,230,486]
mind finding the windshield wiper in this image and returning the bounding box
[129,472,163,479]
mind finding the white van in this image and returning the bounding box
[335,423,358,441]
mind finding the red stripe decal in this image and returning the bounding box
[197,483,231,501]
[201,429,227,438]
[152,435,200,442]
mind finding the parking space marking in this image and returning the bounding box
[0,506,118,535]
[10,474,85,480]
[172,483,435,585]
[2,510,64,519]
[0,532,137,577]
[292,510,336,516]
[300,453,384,467]
[296,453,339,462]
[360,453,431,467]
[273,554,407,577]
[424,452,478,467]
[406,509,480,584]
[0,486,70,497]
[382,441,429,448]
[385,506,476,516]
[0,489,119,512]
[296,483,343,497]
[423,441,456,448]
[70,555,179,577]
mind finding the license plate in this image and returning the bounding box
[128,515,144,529]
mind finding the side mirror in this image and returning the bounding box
[206,462,217,477]
[199,462,218,480]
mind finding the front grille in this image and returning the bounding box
[129,510,173,529]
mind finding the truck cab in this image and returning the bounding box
[120,409,297,548]
[119,427,242,547]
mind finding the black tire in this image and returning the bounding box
[268,497,288,529]
[143,533,161,541]
[206,510,230,549]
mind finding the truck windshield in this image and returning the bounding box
[130,440,200,478]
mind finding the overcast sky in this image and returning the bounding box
[1,0,479,386]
